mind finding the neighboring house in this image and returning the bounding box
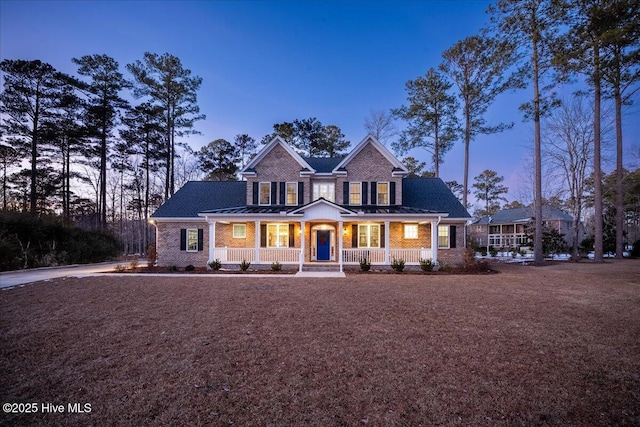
[150,135,471,270]
[468,205,582,250]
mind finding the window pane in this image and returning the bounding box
[233,224,246,238]
[370,225,380,247]
[286,183,297,205]
[377,183,388,205]
[438,225,449,248]
[313,183,335,202]
[267,224,289,248]
[259,183,270,205]
[404,224,418,239]
[358,225,368,247]
[187,229,198,251]
[349,183,361,205]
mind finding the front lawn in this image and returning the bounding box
[1,260,639,426]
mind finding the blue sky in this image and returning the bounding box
[2,0,638,207]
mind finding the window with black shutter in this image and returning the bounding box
[370,181,377,205]
[390,181,396,204]
[271,182,277,205]
[362,182,368,205]
[298,182,304,205]
[252,182,258,205]
[279,182,286,205]
[343,181,349,205]
[450,225,457,248]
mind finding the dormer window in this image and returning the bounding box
[259,182,271,205]
[377,182,389,205]
[349,182,361,205]
[313,182,335,202]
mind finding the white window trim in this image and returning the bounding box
[349,182,362,205]
[232,224,246,239]
[259,182,271,206]
[438,225,450,249]
[377,181,389,205]
[358,224,380,248]
[313,182,335,202]
[285,182,298,206]
[267,223,289,248]
[186,228,198,252]
[404,224,418,239]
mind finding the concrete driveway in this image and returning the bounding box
[0,261,140,289]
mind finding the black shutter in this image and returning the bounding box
[260,224,267,247]
[289,223,295,247]
[371,181,377,205]
[380,224,385,248]
[252,182,258,205]
[298,182,304,205]
[390,182,396,205]
[450,225,457,248]
[362,182,368,205]
[180,229,186,250]
[271,182,277,205]
[197,229,204,251]
[343,181,349,205]
[352,224,358,247]
[279,182,286,205]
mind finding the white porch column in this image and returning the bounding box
[338,220,343,272]
[208,220,216,263]
[254,220,260,263]
[299,221,306,272]
[431,220,439,264]
[384,221,390,264]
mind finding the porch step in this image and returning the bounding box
[301,263,342,272]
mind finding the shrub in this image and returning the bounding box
[463,248,476,268]
[208,259,222,270]
[0,212,120,271]
[631,240,640,258]
[489,246,498,257]
[240,260,251,271]
[167,265,178,272]
[146,244,157,267]
[271,261,282,271]
[511,248,518,258]
[419,258,434,272]
[129,258,139,269]
[113,264,126,272]
[479,247,487,256]
[185,264,195,272]
[438,261,452,273]
[359,258,371,272]
[391,258,405,273]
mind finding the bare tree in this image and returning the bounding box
[363,109,398,145]
[542,96,594,258]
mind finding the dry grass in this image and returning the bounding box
[1,260,639,426]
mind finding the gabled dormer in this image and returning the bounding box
[240,134,409,207]
[241,136,315,207]
[331,135,408,207]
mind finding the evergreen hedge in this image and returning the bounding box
[0,212,121,271]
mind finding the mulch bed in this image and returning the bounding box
[1,260,639,426]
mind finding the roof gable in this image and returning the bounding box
[241,136,314,175]
[333,134,407,175]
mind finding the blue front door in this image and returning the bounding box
[317,230,331,261]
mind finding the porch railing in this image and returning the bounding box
[212,247,300,264]
[390,248,432,264]
[342,248,386,264]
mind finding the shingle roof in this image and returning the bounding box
[152,177,471,219]
[402,178,471,218]
[473,205,573,224]
[302,156,345,173]
[151,181,246,218]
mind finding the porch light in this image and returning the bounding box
[343,227,348,236]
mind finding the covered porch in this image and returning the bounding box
[200,199,444,272]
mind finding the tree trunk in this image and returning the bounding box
[615,87,624,259]
[593,41,604,263]
[532,18,544,266]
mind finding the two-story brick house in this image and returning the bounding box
[150,135,471,270]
